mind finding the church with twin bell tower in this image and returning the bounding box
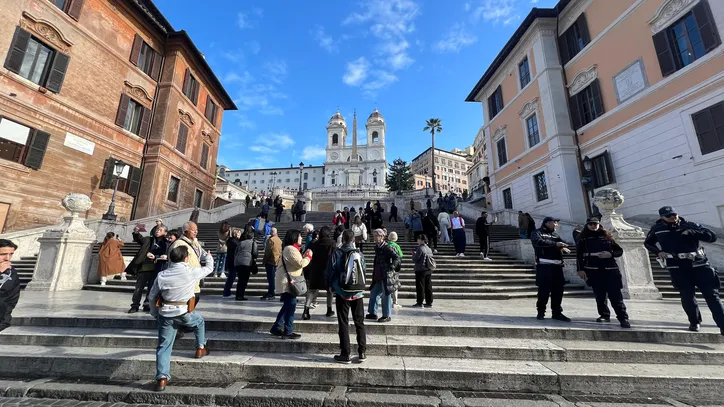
[324,109,387,189]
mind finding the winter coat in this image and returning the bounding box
[217,230,230,253]
[97,239,125,277]
[263,235,282,266]
[304,236,336,290]
[0,266,21,317]
[526,215,536,237]
[437,211,451,229]
[151,238,170,272]
[576,230,624,288]
[327,243,367,299]
[371,242,401,296]
[352,223,368,241]
[276,245,311,295]
[125,232,153,274]
[518,213,529,230]
[422,215,439,235]
[226,238,240,271]
[410,214,423,232]
[412,243,434,276]
[234,238,258,267]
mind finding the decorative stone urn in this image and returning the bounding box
[25,193,97,291]
[593,188,662,300]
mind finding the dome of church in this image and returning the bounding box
[367,109,384,124]
[327,111,347,128]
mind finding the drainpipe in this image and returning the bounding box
[555,4,592,218]
[130,36,167,220]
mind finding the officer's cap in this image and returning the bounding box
[658,206,677,217]
[542,217,560,224]
[586,217,600,224]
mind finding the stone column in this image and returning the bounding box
[25,193,97,291]
[593,188,662,300]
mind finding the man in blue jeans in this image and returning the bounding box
[366,229,400,323]
[149,245,214,392]
[261,227,281,300]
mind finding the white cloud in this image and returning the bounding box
[362,70,398,97]
[251,145,275,153]
[264,60,288,84]
[301,146,327,161]
[433,23,478,53]
[471,0,515,23]
[260,132,295,149]
[223,71,253,84]
[237,12,251,29]
[503,14,521,25]
[343,57,370,86]
[314,26,338,53]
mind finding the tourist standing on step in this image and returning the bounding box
[0,239,20,332]
[261,200,270,221]
[450,211,466,257]
[128,225,167,313]
[333,211,346,227]
[97,232,126,286]
[223,228,242,298]
[422,210,440,254]
[150,219,164,237]
[351,215,368,253]
[271,229,313,339]
[518,211,529,239]
[438,210,451,244]
[387,232,403,309]
[366,229,401,323]
[526,213,536,238]
[233,225,258,301]
[169,222,203,305]
[576,217,630,328]
[302,226,336,320]
[342,207,351,229]
[410,210,424,242]
[149,245,212,392]
[476,211,494,261]
[215,222,230,278]
[531,217,571,322]
[261,227,281,300]
[274,199,284,223]
[412,234,435,308]
[328,229,367,364]
[645,206,723,335]
[389,203,399,223]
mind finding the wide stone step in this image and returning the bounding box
[0,345,721,397]
[3,326,723,365]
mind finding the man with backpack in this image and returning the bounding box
[327,229,367,364]
[412,234,435,308]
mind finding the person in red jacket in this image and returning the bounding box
[332,210,346,227]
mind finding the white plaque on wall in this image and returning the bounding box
[613,59,648,103]
[63,132,95,156]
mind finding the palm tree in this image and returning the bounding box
[423,118,442,192]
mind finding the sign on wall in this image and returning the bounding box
[613,59,649,103]
[63,132,95,156]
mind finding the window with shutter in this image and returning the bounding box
[0,117,32,165]
[200,143,209,169]
[138,107,152,138]
[126,166,142,197]
[559,14,591,64]
[487,86,504,119]
[23,130,51,170]
[653,1,721,77]
[66,0,84,20]
[119,98,143,135]
[176,123,188,154]
[182,69,200,104]
[571,80,604,129]
[205,96,218,126]
[99,157,115,189]
[45,52,69,93]
[5,29,68,92]
[591,151,616,188]
[691,101,724,156]
[496,138,507,167]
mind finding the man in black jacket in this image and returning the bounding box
[422,210,440,254]
[531,217,571,322]
[389,203,398,223]
[476,211,494,261]
[0,239,20,332]
[128,225,167,313]
[645,206,723,334]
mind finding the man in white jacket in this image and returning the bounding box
[149,245,214,392]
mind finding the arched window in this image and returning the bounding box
[234,179,240,185]
[372,131,379,142]
[332,133,339,145]
[347,154,363,162]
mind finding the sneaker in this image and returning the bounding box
[596,317,611,323]
[620,320,631,329]
[377,317,391,323]
[219,273,227,279]
[552,314,572,322]
[142,304,150,313]
[455,253,460,257]
[424,304,433,309]
[266,296,276,301]
[365,314,378,320]
[334,355,352,364]
[310,303,318,309]
[483,257,492,261]
[127,307,139,314]
[412,303,423,308]
[393,303,402,309]
[120,273,127,281]
[433,249,438,254]
[284,333,302,340]
[480,252,485,258]
[260,295,269,300]
[459,253,465,257]
[689,323,701,332]
[358,352,367,363]
[100,281,106,286]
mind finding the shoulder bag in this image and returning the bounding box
[282,255,308,297]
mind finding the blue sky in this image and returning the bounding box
[154,0,557,170]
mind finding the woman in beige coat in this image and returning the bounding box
[97,232,126,285]
[270,229,312,339]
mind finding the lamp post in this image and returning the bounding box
[297,162,304,195]
[424,169,429,197]
[102,159,128,221]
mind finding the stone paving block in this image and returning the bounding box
[234,389,327,407]
[345,392,440,407]
[4,380,53,399]
[461,399,559,407]
[323,386,348,407]
[25,382,132,402]
[385,336,565,361]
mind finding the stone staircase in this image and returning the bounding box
[82,211,589,300]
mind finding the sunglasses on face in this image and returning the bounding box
[587,222,599,226]
[665,214,678,218]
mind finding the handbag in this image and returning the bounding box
[282,255,308,297]
[250,239,259,275]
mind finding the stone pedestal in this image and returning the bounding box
[26,194,97,291]
[594,188,662,300]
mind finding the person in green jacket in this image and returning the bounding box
[387,231,403,308]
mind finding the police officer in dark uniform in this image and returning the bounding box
[531,217,571,322]
[644,206,723,334]
[576,217,630,328]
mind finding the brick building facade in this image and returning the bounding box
[0,0,235,232]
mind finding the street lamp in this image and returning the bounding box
[297,162,304,195]
[102,159,129,221]
[423,169,430,197]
